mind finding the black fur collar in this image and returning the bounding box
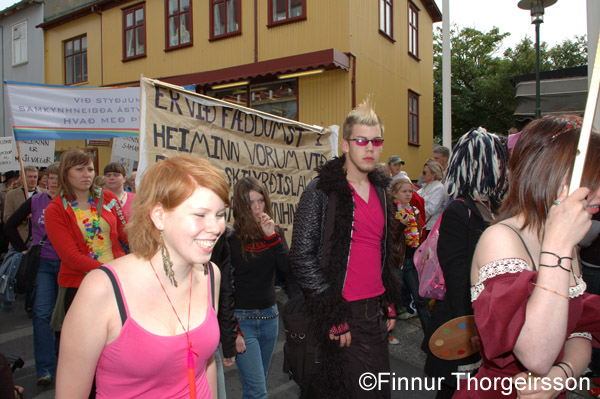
[315,154,390,194]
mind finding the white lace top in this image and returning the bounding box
[471,257,587,302]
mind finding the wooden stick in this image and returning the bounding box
[569,29,600,194]
[15,141,28,194]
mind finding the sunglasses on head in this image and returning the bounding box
[347,137,384,147]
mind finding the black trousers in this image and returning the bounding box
[343,295,391,399]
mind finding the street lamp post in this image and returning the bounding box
[518,0,557,119]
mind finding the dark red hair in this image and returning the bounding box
[496,115,600,235]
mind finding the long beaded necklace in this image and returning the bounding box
[149,259,197,399]
[395,200,420,248]
[70,196,104,260]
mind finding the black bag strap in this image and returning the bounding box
[99,266,128,325]
[498,223,537,271]
[96,191,104,219]
[39,234,48,247]
[207,262,215,310]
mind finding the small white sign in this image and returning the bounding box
[18,140,56,167]
[111,136,139,176]
[0,137,19,172]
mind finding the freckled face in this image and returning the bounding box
[161,186,227,266]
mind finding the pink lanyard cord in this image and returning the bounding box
[149,259,197,399]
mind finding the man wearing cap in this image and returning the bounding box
[4,166,44,248]
[388,155,408,181]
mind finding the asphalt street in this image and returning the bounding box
[0,294,593,398]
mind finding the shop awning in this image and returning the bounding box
[161,48,351,87]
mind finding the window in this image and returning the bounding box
[207,79,298,120]
[268,0,306,26]
[379,0,393,39]
[408,1,419,58]
[12,21,27,66]
[64,35,87,85]
[167,0,192,49]
[123,4,146,60]
[408,91,420,145]
[210,0,240,40]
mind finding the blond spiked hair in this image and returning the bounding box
[342,96,384,140]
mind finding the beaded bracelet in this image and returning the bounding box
[532,283,569,299]
[539,251,572,272]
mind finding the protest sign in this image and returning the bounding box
[0,137,19,172]
[111,137,139,176]
[4,81,139,141]
[18,140,56,167]
[0,138,55,172]
[138,78,337,236]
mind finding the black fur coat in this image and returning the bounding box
[289,155,404,398]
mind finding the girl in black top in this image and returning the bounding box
[228,177,292,399]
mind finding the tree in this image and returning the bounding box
[547,35,588,69]
[434,27,587,143]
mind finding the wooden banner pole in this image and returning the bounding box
[569,30,600,194]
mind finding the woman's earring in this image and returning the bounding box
[160,231,177,287]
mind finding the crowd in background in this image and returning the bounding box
[0,109,599,399]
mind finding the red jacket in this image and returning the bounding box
[45,190,128,288]
[410,192,427,237]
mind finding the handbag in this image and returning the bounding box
[14,235,46,295]
[413,198,471,300]
[282,291,320,398]
[413,214,446,300]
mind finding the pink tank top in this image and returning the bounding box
[95,264,219,398]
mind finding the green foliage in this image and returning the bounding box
[433,26,588,143]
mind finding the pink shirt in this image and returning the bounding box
[95,265,219,398]
[121,191,135,221]
[342,183,386,301]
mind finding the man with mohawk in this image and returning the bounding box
[290,99,403,398]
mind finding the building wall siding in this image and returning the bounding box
[44,12,101,86]
[298,69,350,134]
[39,0,439,178]
[0,3,45,137]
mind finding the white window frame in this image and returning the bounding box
[12,20,27,66]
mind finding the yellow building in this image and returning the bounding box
[40,0,441,178]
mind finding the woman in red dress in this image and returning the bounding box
[454,115,600,398]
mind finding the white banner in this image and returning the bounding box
[5,81,140,141]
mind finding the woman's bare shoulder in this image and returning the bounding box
[473,223,530,269]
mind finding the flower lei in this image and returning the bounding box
[70,196,104,260]
[395,200,420,248]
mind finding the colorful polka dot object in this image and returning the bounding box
[429,315,480,360]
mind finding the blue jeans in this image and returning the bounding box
[234,304,279,399]
[394,257,431,331]
[32,258,60,378]
[583,266,600,375]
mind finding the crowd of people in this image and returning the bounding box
[0,103,599,399]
